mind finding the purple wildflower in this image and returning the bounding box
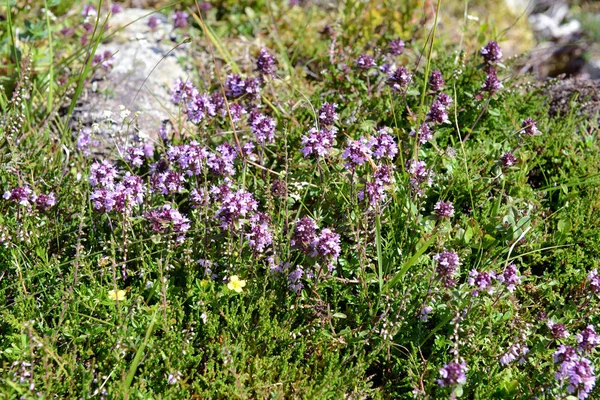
[434,200,454,219]
[427,100,450,124]
[35,193,56,211]
[227,102,246,122]
[419,305,433,322]
[89,160,118,189]
[271,179,287,198]
[190,187,210,208]
[82,5,97,17]
[145,204,190,242]
[318,102,338,127]
[187,93,216,124]
[358,164,393,206]
[498,263,521,292]
[243,77,261,101]
[148,16,161,30]
[111,4,123,14]
[482,67,503,93]
[500,152,517,168]
[225,74,246,98]
[247,212,273,252]
[167,142,208,176]
[554,345,577,364]
[256,48,277,76]
[172,11,189,29]
[215,189,258,229]
[248,111,276,145]
[406,160,433,196]
[500,343,529,366]
[355,54,376,71]
[170,79,197,105]
[410,123,433,144]
[387,66,412,92]
[301,127,336,158]
[436,92,453,107]
[288,266,304,292]
[577,326,600,353]
[90,188,116,213]
[555,356,596,400]
[291,216,318,254]
[547,320,570,339]
[433,250,461,288]
[588,269,600,295]
[121,173,145,205]
[481,41,503,63]
[150,170,185,195]
[3,186,33,207]
[206,143,237,176]
[342,137,372,169]
[387,39,405,56]
[437,361,467,387]
[369,131,398,160]
[124,146,145,168]
[429,70,444,91]
[520,118,540,136]
[312,228,341,262]
[468,270,496,296]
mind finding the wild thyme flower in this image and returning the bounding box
[419,305,433,321]
[434,200,455,219]
[121,173,145,205]
[225,74,246,98]
[124,146,145,168]
[387,38,405,56]
[89,160,118,189]
[90,188,117,213]
[369,131,398,160]
[577,326,600,353]
[312,228,341,263]
[500,343,529,366]
[190,187,210,208]
[271,179,287,198]
[406,160,433,196]
[481,40,503,63]
[409,123,433,144]
[145,204,190,242]
[215,188,258,229]
[187,93,216,124]
[387,66,412,92]
[437,361,467,387]
[227,102,246,122]
[111,4,123,14]
[248,111,276,145]
[34,193,56,211]
[167,141,209,176]
[500,152,517,168]
[150,170,185,195]
[148,16,161,30]
[555,356,596,400]
[291,216,318,254]
[172,11,189,28]
[3,186,33,207]
[256,48,276,76]
[81,5,97,17]
[436,92,453,107]
[355,54,376,71]
[547,320,570,339]
[426,100,450,124]
[170,79,197,105]
[342,137,372,169]
[482,67,503,93]
[247,212,272,253]
[318,102,338,127]
[359,165,393,206]
[92,50,114,70]
[429,70,444,91]
[288,266,304,292]
[206,143,237,176]
[554,345,577,364]
[498,263,521,292]
[520,118,540,136]
[243,77,261,101]
[433,250,460,288]
[588,269,600,295]
[468,270,496,296]
[301,127,336,158]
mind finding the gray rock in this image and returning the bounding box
[71,8,190,147]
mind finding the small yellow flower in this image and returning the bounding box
[227,275,246,293]
[108,289,126,301]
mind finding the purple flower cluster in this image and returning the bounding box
[301,127,336,158]
[124,146,146,168]
[481,41,503,63]
[91,173,145,214]
[577,326,600,353]
[90,160,118,188]
[409,123,433,144]
[436,92,453,107]
[468,269,496,296]
[170,79,198,105]
[500,152,517,168]
[34,193,57,211]
[433,250,461,288]
[555,352,596,400]
[355,54,376,71]
[214,188,258,229]
[387,38,405,56]
[190,187,210,208]
[291,216,318,253]
[167,141,209,176]
[588,269,600,295]
[434,200,454,219]
[92,50,114,70]
[151,170,185,195]
[482,67,503,94]
[358,164,393,206]
[248,111,276,145]
[548,320,570,339]
[520,118,540,136]
[369,130,398,160]
[387,66,412,92]
[172,11,189,29]
[429,70,444,91]
[145,204,190,242]
[318,102,338,127]
[148,15,161,30]
[406,160,433,196]
[312,228,341,261]
[291,217,341,270]
[500,343,529,366]
[426,100,450,124]
[342,137,372,169]
[256,48,276,76]
[247,212,272,252]
[187,93,217,124]
[3,186,34,207]
[206,143,237,176]
[437,361,467,387]
[225,74,261,100]
[497,263,521,292]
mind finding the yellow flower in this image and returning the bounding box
[227,275,246,293]
[108,289,126,301]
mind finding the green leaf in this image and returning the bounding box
[332,313,347,319]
